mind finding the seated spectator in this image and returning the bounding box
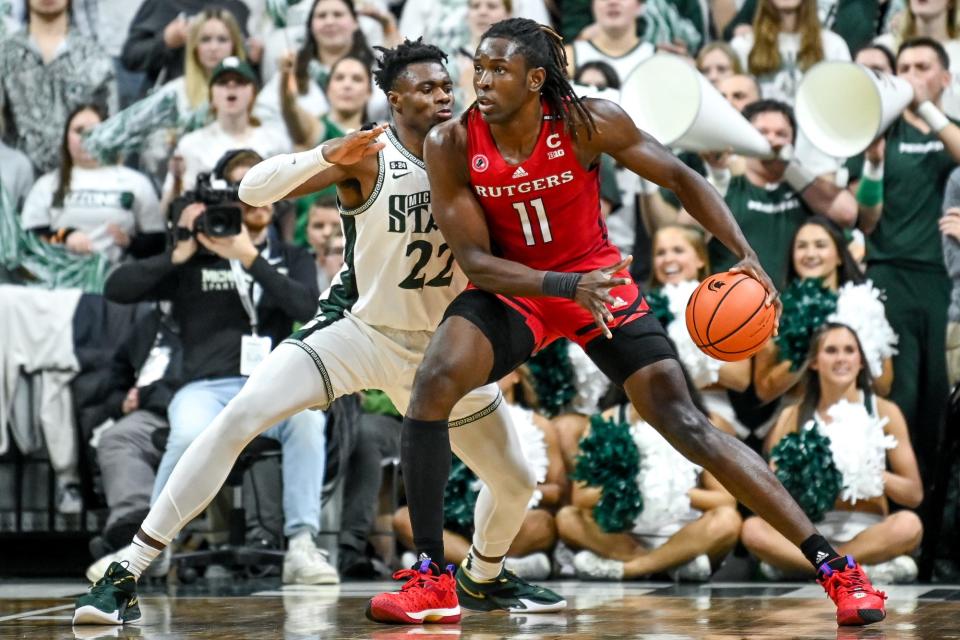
[455,0,512,113]
[393,367,567,580]
[141,8,249,182]
[730,0,850,104]
[696,41,743,86]
[707,100,858,289]
[557,399,741,581]
[564,0,654,84]
[103,149,335,584]
[718,73,762,113]
[255,0,389,144]
[304,195,343,291]
[0,115,35,210]
[121,0,252,93]
[743,323,923,583]
[854,43,896,75]
[84,307,182,582]
[874,0,960,118]
[753,217,896,404]
[0,0,117,173]
[280,55,373,150]
[21,104,164,264]
[162,57,289,208]
[573,59,620,93]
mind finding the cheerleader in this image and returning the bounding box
[744,323,923,583]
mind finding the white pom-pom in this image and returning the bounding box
[829,281,898,378]
[662,280,723,388]
[568,343,610,415]
[818,399,897,504]
[631,420,701,531]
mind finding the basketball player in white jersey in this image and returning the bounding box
[73,39,565,627]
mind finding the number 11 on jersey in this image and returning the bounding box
[512,197,553,246]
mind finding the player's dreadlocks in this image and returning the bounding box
[373,38,448,94]
[478,18,596,138]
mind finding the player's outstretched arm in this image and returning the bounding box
[584,100,778,307]
[238,124,387,206]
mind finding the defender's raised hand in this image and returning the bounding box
[320,124,389,166]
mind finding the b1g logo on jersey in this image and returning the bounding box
[472,154,490,173]
[388,191,438,234]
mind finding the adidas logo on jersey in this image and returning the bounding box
[512,166,528,179]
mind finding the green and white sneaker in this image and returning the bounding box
[73,561,141,625]
[455,562,566,613]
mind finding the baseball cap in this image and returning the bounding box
[209,56,257,87]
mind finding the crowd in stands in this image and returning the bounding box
[1,0,960,586]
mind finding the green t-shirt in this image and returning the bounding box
[708,175,812,289]
[847,116,957,271]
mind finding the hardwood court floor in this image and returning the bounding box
[2,579,960,639]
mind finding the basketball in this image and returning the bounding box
[685,272,776,362]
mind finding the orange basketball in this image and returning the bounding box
[685,272,776,362]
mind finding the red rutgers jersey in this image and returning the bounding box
[466,107,622,272]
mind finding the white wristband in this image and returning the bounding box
[238,143,334,207]
[918,101,950,133]
[862,159,883,182]
[783,159,816,193]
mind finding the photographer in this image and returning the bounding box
[103,149,336,584]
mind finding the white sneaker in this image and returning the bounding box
[85,544,171,583]
[283,535,339,585]
[552,541,577,579]
[889,555,919,583]
[573,550,624,580]
[505,552,552,581]
[863,560,897,584]
[668,554,712,582]
[58,484,82,515]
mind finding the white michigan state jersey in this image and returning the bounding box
[307,127,465,332]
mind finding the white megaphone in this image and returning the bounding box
[619,53,773,157]
[795,62,913,158]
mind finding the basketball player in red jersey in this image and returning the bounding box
[367,18,887,628]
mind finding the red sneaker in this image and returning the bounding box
[818,556,887,626]
[366,558,461,625]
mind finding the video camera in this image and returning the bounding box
[169,172,243,240]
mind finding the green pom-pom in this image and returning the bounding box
[645,287,674,328]
[443,456,479,536]
[527,339,576,417]
[770,426,842,522]
[361,389,400,417]
[774,278,838,371]
[571,414,643,533]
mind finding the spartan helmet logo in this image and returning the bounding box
[707,279,726,292]
[472,154,490,173]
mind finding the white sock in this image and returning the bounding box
[120,536,162,580]
[463,546,504,582]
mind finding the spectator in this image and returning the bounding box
[0,116,35,210]
[97,0,148,108]
[942,166,960,386]
[162,57,289,208]
[304,196,343,291]
[255,0,389,147]
[120,0,252,93]
[394,367,566,580]
[753,217,896,404]
[696,41,743,86]
[280,55,373,150]
[730,0,850,104]
[0,0,117,173]
[456,0,512,112]
[20,104,164,264]
[558,400,742,581]
[855,43,896,75]
[564,0,654,83]
[141,9,249,183]
[717,73,762,113]
[743,323,923,583]
[84,308,181,582]
[849,37,960,484]
[103,149,335,584]
[875,0,960,119]
[573,59,620,92]
[707,100,858,289]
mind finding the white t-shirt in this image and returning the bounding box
[163,120,291,194]
[731,29,851,104]
[21,165,162,261]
